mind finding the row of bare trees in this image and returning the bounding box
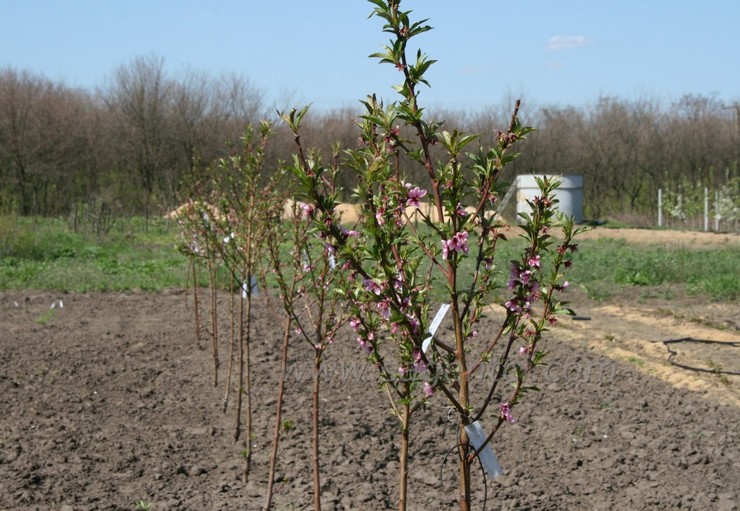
[0,56,264,217]
[1,57,737,220]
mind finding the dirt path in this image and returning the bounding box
[574,227,739,247]
[553,299,739,407]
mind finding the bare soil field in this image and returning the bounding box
[1,229,738,511]
[574,227,739,248]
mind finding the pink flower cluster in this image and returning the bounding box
[298,202,315,219]
[357,331,374,354]
[405,186,427,208]
[423,382,434,398]
[500,402,517,424]
[413,349,427,373]
[363,278,382,295]
[441,231,469,260]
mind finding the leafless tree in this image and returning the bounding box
[104,55,175,219]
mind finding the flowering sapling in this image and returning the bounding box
[175,199,211,379]
[282,1,585,510]
[264,156,349,511]
[178,122,275,485]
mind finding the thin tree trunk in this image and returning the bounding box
[223,281,236,413]
[208,263,219,387]
[312,351,322,511]
[399,385,410,511]
[243,286,253,483]
[263,315,292,511]
[452,298,471,511]
[234,292,244,442]
[191,259,202,347]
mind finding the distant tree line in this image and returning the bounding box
[1,56,738,221]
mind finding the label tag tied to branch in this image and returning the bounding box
[422,303,450,353]
[464,421,503,479]
[242,275,258,298]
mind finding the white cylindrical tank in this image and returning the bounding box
[515,174,584,224]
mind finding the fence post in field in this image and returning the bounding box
[704,187,709,232]
[658,188,663,227]
[715,191,720,231]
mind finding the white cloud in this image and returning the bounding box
[547,36,587,51]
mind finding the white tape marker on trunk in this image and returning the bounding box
[422,303,450,353]
[242,275,258,298]
[464,420,503,479]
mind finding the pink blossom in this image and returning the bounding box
[500,402,517,424]
[528,254,541,268]
[413,349,427,373]
[519,269,532,285]
[350,317,361,332]
[298,202,315,219]
[441,231,470,259]
[341,226,360,238]
[357,332,374,354]
[504,300,522,313]
[454,231,469,255]
[456,203,468,217]
[423,382,434,398]
[441,239,455,260]
[356,336,368,352]
[392,278,403,292]
[363,278,381,295]
[406,315,420,334]
[376,299,391,319]
[375,206,385,226]
[406,187,428,208]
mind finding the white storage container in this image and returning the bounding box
[515,174,584,224]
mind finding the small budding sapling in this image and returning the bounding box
[175,195,225,388]
[178,122,275,485]
[263,159,349,511]
[282,1,586,510]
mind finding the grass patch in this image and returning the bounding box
[568,238,739,301]
[0,215,189,292]
[0,216,737,302]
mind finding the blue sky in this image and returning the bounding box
[1,0,739,113]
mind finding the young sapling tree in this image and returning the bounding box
[282,1,586,509]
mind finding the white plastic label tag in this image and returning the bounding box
[464,421,503,479]
[422,303,450,353]
[242,276,258,297]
